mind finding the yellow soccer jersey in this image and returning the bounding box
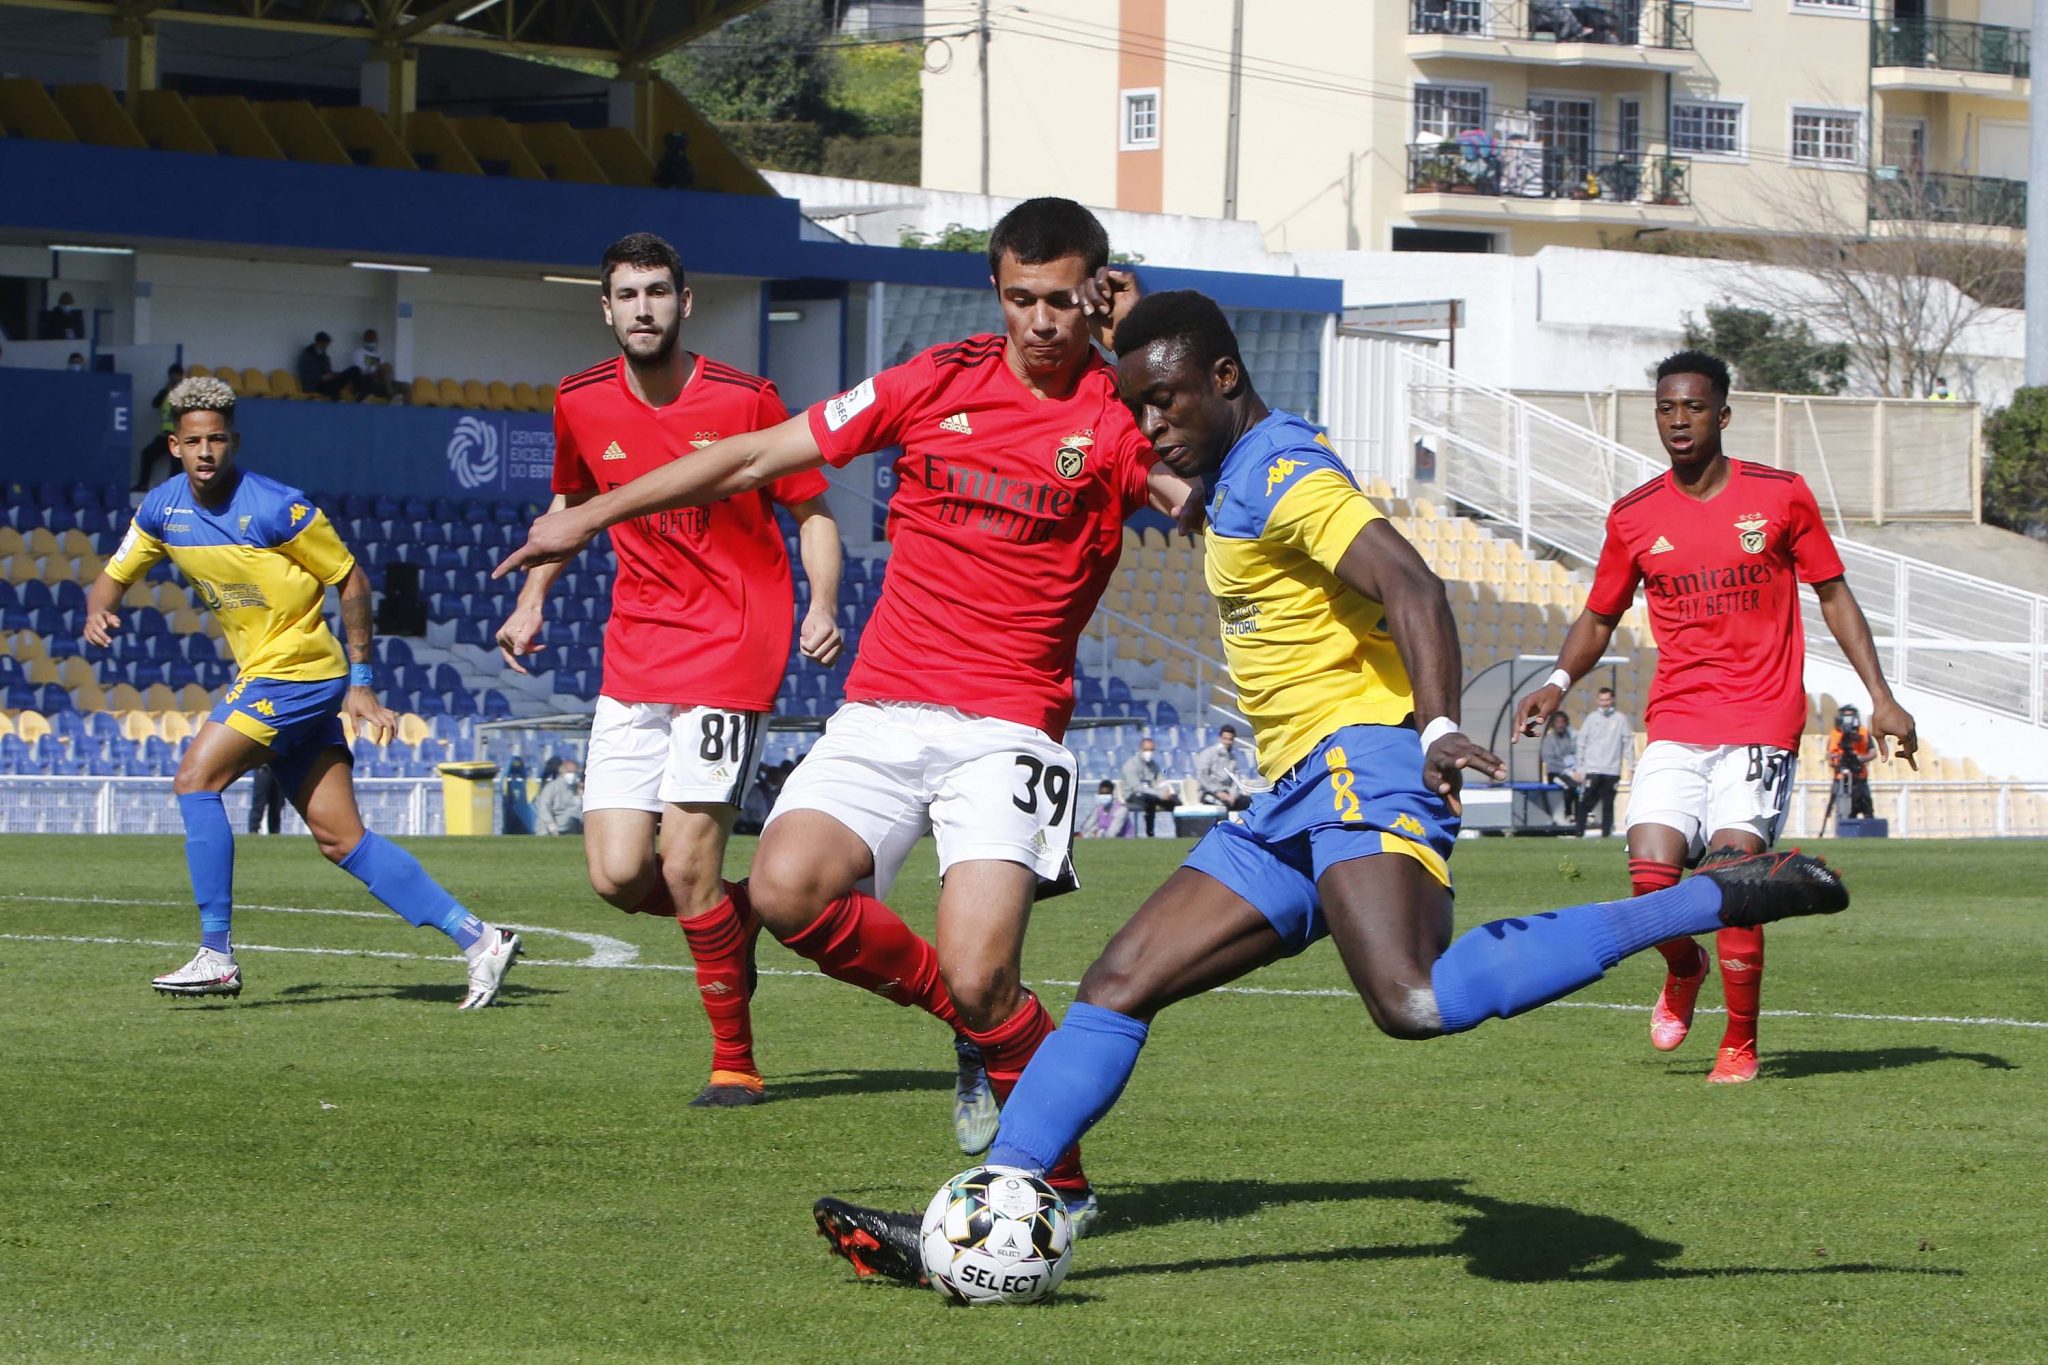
[1202,411,1414,779]
[108,470,354,681]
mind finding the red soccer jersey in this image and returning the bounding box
[806,335,1157,737]
[1587,459,1846,751]
[552,353,829,709]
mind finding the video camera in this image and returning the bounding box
[1832,707,1867,776]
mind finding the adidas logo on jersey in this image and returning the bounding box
[1649,535,1675,555]
[940,411,973,434]
[602,441,628,461]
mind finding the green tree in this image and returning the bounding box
[660,0,830,125]
[1982,387,2048,537]
[1679,305,1849,395]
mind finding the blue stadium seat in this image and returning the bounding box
[35,684,72,714]
[480,689,512,719]
[1106,677,1133,707]
[0,582,16,610]
[44,506,76,533]
[413,692,447,718]
[86,711,122,742]
[1153,700,1181,728]
[128,661,165,690]
[5,684,36,710]
[166,661,197,689]
[379,638,415,668]
[383,688,415,714]
[74,508,107,536]
[443,688,479,719]
[453,619,490,648]
[19,581,54,613]
[34,735,66,766]
[431,663,463,694]
[132,607,168,638]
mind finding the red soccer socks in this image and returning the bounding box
[783,889,962,1031]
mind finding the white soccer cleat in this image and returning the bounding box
[458,927,521,1010]
[152,948,242,998]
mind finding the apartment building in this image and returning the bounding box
[920,1,2030,254]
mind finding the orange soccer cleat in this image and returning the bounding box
[1649,940,1711,1052]
[1707,1044,1760,1084]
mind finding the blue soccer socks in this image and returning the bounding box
[1431,876,1724,1033]
[989,1002,1151,1176]
[178,791,236,952]
[338,831,483,949]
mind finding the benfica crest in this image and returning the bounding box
[1734,514,1768,555]
[1054,432,1093,480]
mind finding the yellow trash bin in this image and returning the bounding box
[438,761,499,836]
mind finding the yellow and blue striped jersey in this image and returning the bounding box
[108,470,354,682]
[1203,411,1413,780]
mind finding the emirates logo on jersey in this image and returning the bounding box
[1734,514,1769,555]
[1054,432,1093,480]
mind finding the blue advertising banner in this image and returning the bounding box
[0,369,134,491]
[230,399,555,501]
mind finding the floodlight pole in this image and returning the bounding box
[978,0,991,197]
[2029,0,2048,386]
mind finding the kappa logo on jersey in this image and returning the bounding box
[250,698,277,718]
[602,440,629,461]
[688,431,720,450]
[1054,432,1093,480]
[1265,457,1303,495]
[1650,535,1675,555]
[289,503,308,524]
[1734,514,1769,555]
[822,376,877,432]
[1393,812,1428,840]
[940,411,973,435]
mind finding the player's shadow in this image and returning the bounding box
[767,1068,954,1102]
[1078,1178,1963,1285]
[211,980,566,1010]
[1756,1046,2016,1080]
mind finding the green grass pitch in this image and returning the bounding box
[2,834,2043,1362]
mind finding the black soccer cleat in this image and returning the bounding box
[1697,847,1849,927]
[688,1074,766,1108]
[813,1197,927,1286]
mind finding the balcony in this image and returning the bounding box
[1869,170,2026,239]
[1404,139,1696,225]
[1872,16,2030,95]
[1409,0,1698,71]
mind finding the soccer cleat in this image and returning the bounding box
[1649,940,1711,1052]
[1707,1044,1760,1084]
[953,1037,1000,1156]
[1697,848,1848,927]
[458,928,521,1010]
[813,1198,927,1285]
[1064,1191,1102,1239]
[689,1070,766,1108]
[152,948,242,998]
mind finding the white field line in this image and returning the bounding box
[5,895,2046,1033]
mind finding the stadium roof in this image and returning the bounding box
[5,0,776,65]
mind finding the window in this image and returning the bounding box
[1792,107,1863,165]
[1882,118,1926,173]
[1792,0,1866,12]
[1120,89,1159,150]
[1671,99,1743,156]
[1413,85,1487,141]
[1530,96,1594,163]
[1618,98,1642,156]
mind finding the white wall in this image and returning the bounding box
[143,254,384,376]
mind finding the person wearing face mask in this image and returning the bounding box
[1079,779,1130,838]
[1573,688,1629,839]
[67,352,86,372]
[535,756,586,836]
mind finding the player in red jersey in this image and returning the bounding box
[494,232,843,1107]
[497,199,1194,1228]
[1516,350,1916,1082]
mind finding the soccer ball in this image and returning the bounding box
[919,1164,1074,1305]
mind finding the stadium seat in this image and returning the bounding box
[51,84,147,150]
[320,105,416,170]
[187,94,288,159]
[461,379,491,409]
[448,115,545,179]
[437,378,466,408]
[539,383,557,411]
[581,125,657,188]
[481,689,512,719]
[130,89,216,154]
[0,78,78,142]
[238,368,272,398]
[254,100,353,166]
[401,109,484,175]
[268,369,303,399]
[487,381,517,411]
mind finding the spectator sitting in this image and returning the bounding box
[296,331,362,400]
[1119,736,1181,837]
[1079,778,1131,838]
[1194,724,1254,813]
[66,352,86,372]
[534,757,584,836]
[40,292,86,340]
[351,328,395,400]
[1539,710,1582,824]
[1927,376,1956,401]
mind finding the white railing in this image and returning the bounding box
[0,776,442,835]
[1401,351,2048,729]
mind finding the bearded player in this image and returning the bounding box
[84,376,520,1007]
[800,296,1856,1284]
[499,198,1194,1227]
[495,232,842,1107]
[1516,350,1916,1083]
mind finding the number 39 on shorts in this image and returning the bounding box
[1011,754,1074,828]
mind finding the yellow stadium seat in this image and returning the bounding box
[37,556,75,585]
[0,527,20,556]
[268,369,303,400]
[184,362,212,379]
[448,115,546,179]
[51,84,147,150]
[59,529,94,559]
[9,629,47,659]
[580,126,657,188]
[117,579,151,608]
[26,527,59,557]
[188,95,286,159]
[25,658,60,686]
[177,684,212,711]
[539,383,558,410]
[70,683,107,712]
[151,582,189,613]
[157,710,195,742]
[169,607,206,635]
[143,683,179,711]
[516,120,607,183]
[57,656,96,689]
[119,710,157,741]
[105,683,142,712]
[238,368,271,398]
[438,378,466,408]
[461,379,490,409]
[130,89,216,155]
[15,710,52,744]
[253,100,353,166]
[0,712,13,740]
[487,381,517,411]
[1,557,31,585]
[201,613,223,639]
[320,106,416,170]
[0,78,78,142]
[512,381,540,412]
[402,110,483,175]
[398,713,432,746]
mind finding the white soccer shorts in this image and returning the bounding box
[766,700,1079,900]
[582,696,767,814]
[1625,740,1796,857]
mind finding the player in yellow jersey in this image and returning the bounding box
[82,376,521,1006]
[812,292,1855,1277]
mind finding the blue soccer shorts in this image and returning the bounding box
[1183,723,1460,956]
[210,674,351,799]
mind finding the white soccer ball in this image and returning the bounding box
[919,1164,1074,1305]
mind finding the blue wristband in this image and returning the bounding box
[349,663,375,687]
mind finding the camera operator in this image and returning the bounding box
[1827,704,1874,820]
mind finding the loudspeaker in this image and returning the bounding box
[376,561,427,636]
